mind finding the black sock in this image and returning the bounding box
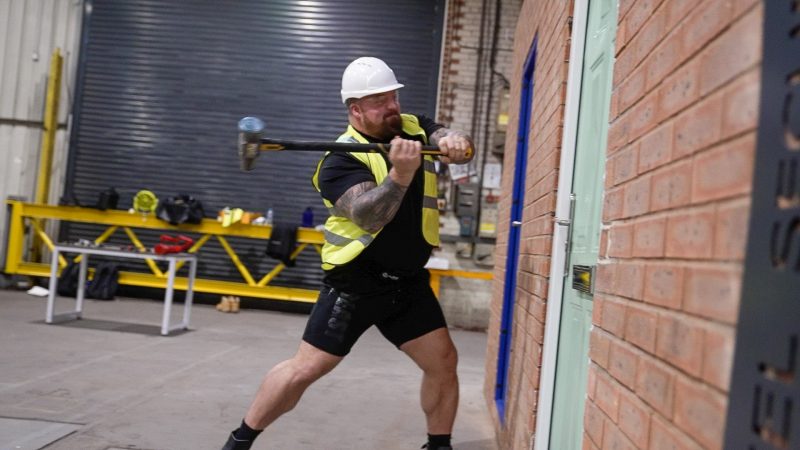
[427,433,452,448]
[232,419,263,442]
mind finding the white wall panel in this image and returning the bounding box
[0,0,83,265]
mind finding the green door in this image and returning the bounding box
[548,0,618,448]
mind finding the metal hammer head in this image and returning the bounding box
[238,116,265,171]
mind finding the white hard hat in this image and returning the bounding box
[340,57,404,104]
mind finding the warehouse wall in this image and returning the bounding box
[435,0,523,330]
[0,0,83,263]
[485,0,763,448]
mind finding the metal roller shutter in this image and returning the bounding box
[63,0,445,290]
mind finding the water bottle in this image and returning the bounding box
[266,207,274,226]
[302,207,314,227]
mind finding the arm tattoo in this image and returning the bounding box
[333,178,409,233]
[429,127,471,145]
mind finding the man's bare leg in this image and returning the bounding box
[243,341,343,429]
[401,327,459,435]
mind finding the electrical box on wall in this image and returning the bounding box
[454,182,480,217]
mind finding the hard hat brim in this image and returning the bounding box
[341,83,404,104]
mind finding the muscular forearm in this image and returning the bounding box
[333,175,409,233]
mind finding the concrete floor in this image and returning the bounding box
[0,289,497,450]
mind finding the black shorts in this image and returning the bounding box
[302,269,447,357]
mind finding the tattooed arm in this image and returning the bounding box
[332,136,421,233]
[429,128,474,165]
[333,178,408,233]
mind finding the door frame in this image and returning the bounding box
[533,0,590,447]
[494,37,538,422]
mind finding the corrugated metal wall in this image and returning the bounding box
[63,0,445,290]
[0,0,84,260]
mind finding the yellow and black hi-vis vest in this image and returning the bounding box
[311,114,440,270]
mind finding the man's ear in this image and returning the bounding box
[349,103,361,120]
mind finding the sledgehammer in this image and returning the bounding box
[238,116,471,171]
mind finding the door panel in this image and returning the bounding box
[548,0,617,447]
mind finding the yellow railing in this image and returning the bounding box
[4,200,491,302]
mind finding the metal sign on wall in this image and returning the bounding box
[724,1,800,448]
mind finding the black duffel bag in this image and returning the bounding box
[156,194,205,225]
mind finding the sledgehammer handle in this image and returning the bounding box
[259,138,445,156]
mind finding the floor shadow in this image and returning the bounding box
[34,319,191,337]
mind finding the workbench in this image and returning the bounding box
[46,244,198,336]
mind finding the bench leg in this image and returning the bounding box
[161,258,177,336]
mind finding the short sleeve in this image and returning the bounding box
[317,153,377,204]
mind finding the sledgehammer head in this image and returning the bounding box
[238,116,265,171]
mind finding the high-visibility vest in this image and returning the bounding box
[311,114,440,270]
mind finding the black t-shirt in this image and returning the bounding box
[318,114,443,277]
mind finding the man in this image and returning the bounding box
[222,56,473,450]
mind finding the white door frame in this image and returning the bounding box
[532,0,591,448]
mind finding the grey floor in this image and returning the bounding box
[0,289,497,450]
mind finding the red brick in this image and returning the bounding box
[683,265,742,324]
[691,134,755,203]
[681,0,733,57]
[631,5,667,71]
[602,422,637,450]
[714,199,750,260]
[624,0,661,41]
[600,228,610,259]
[655,313,705,376]
[609,339,639,389]
[609,112,633,153]
[702,324,735,391]
[595,263,616,295]
[722,69,759,138]
[625,303,658,353]
[638,122,673,173]
[673,376,727,449]
[601,296,628,336]
[665,0,698,31]
[665,209,715,259]
[635,356,676,417]
[608,223,634,258]
[613,262,645,301]
[628,91,660,143]
[593,293,605,327]
[673,93,723,158]
[623,175,652,218]
[633,216,666,257]
[612,144,640,186]
[585,399,607,446]
[604,186,626,222]
[590,328,612,369]
[618,391,651,448]
[650,416,704,450]
[619,65,648,114]
[731,0,760,17]
[651,161,693,212]
[645,29,683,91]
[644,263,684,310]
[656,58,700,120]
[595,370,621,420]
[698,4,763,96]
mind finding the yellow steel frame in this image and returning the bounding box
[4,200,492,303]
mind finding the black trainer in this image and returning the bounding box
[221,432,254,450]
[421,444,453,450]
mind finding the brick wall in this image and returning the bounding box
[482,0,573,448]
[485,0,762,448]
[586,0,762,449]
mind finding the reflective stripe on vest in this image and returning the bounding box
[311,114,440,270]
